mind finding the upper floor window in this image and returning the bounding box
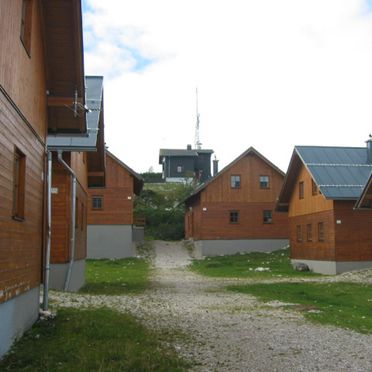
[231,175,241,188]
[299,181,304,199]
[263,210,272,223]
[229,210,239,223]
[13,147,26,221]
[312,179,318,196]
[259,175,270,189]
[92,196,103,210]
[20,0,33,56]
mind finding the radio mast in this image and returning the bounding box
[194,87,202,150]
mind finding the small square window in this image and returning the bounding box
[263,210,272,223]
[296,225,302,242]
[231,175,241,188]
[92,196,103,210]
[229,211,239,223]
[307,224,312,242]
[318,222,324,241]
[299,181,304,199]
[260,176,270,189]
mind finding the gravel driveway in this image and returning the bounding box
[50,241,372,372]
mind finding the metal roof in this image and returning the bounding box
[296,146,372,200]
[159,149,199,157]
[47,76,103,151]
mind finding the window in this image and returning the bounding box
[231,175,241,188]
[229,211,239,223]
[92,196,103,210]
[13,147,26,220]
[20,0,33,55]
[312,179,318,196]
[260,175,270,189]
[296,225,302,242]
[306,224,312,242]
[299,181,304,199]
[318,222,324,241]
[177,165,183,173]
[263,210,272,223]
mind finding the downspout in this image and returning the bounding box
[42,151,52,311]
[57,151,77,291]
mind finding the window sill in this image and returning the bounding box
[12,215,25,222]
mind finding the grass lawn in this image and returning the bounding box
[80,258,150,295]
[0,307,190,371]
[228,282,372,334]
[190,248,320,279]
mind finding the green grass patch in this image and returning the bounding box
[0,307,190,371]
[228,282,372,333]
[80,258,150,295]
[190,248,320,279]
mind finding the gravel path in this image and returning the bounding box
[50,241,372,372]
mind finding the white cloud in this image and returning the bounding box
[83,0,372,173]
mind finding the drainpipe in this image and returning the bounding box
[57,151,77,291]
[42,151,52,311]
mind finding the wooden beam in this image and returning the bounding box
[47,96,83,107]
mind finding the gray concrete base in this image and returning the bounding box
[49,259,85,292]
[87,225,134,259]
[0,287,39,359]
[193,239,289,256]
[133,226,145,243]
[291,259,372,275]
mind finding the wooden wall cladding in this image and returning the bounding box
[289,163,333,217]
[0,0,47,140]
[289,210,336,261]
[88,154,134,225]
[334,201,372,261]
[0,89,44,304]
[51,164,87,264]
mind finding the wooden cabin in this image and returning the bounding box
[184,147,289,256]
[87,151,143,258]
[47,76,105,291]
[277,144,372,274]
[159,145,214,183]
[0,0,86,358]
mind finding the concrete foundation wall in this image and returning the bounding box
[49,259,85,292]
[87,225,134,259]
[194,239,289,256]
[292,259,372,275]
[133,226,144,243]
[0,287,39,359]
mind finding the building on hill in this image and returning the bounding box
[87,151,143,259]
[159,144,214,183]
[277,141,372,274]
[184,147,289,256]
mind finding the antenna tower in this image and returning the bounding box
[195,87,202,149]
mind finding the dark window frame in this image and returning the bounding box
[312,179,318,196]
[318,222,325,241]
[13,147,26,221]
[229,210,239,224]
[296,225,302,242]
[92,195,103,210]
[263,210,273,224]
[299,181,304,199]
[306,223,313,242]
[230,175,241,189]
[259,175,270,189]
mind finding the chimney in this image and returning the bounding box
[367,136,372,163]
[187,144,192,150]
[213,156,219,177]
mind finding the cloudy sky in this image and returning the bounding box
[82,0,372,174]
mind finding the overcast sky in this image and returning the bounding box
[82,0,372,174]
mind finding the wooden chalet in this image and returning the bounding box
[159,145,214,183]
[184,147,289,256]
[87,151,143,259]
[277,143,372,274]
[0,0,89,358]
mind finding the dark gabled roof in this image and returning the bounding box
[158,148,214,163]
[355,171,372,209]
[107,151,143,195]
[278,146,372,210]
[184,147,285,206]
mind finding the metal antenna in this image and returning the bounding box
[195,87,202,149]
